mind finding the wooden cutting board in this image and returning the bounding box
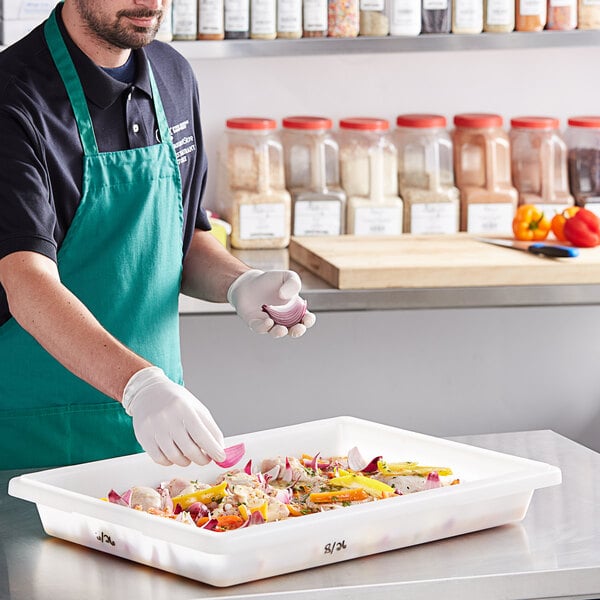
[288,234,600,289]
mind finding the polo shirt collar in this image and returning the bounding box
[54,3,153,110]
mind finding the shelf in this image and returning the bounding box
[171,29,600,59]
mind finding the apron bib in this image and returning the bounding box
[0,9,184,469]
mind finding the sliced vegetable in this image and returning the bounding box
[328,474,395,498]
[309,488,369,503]
[262,297,307,327]
[377,460,453,477]
[171,481,228,510]
[347,446,381,473]
[215,443,246,468]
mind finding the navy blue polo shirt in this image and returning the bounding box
[0,4,210,326]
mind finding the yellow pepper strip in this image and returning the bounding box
[328,474,395,498]
[309,488,369,503]
[238,501,268,520]
[171,481,228,510]
[286,503,304,517]
[377,460,453,477]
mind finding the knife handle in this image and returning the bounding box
[528,243,579,258]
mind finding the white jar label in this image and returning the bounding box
[455,0,483,28]
[519,0,545,16]
[361,0,385,10]
[410,203,458,234]
[485,0,512,24]
[225,0,250,31]
[353,207,403,235]
[549,0,573,6]
[390,0,421,29]
[423,0,448,10]
[467,203,514,235]
[199,0,224,33]
[583,0,600,6]
[303,0,328,30]
[173,0,198,35]
[277,0,303,31]
[251,0,277,33]
[294,201,342,236]
[239,203,286,239]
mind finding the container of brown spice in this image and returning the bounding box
[565,116,600,215]
[216,118,291,249]
[578,0,600,29]
[546,0,577,29]
[303,0,329,35]
[515,0,546,30]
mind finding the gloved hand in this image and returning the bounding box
[122,366,226,467]
[227,269,316,339]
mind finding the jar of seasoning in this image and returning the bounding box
[216,118,291,249]
[277,0,303,38]
[251,0,277,38]
[339,118,403,236]
[172,0,198,40]
[546,0,577,29]
[198,0,225,39]
[564,116,600,214]
[452,0,483,32]
[225,0,250,38]
[453,113,518,234]
[422,0,451,32]
[359,0,390,34]
[515,0,546,30]
[303,0,329,35]
[510,116,574,218]
[483,0,514,30]
[282,116,347,236]
[394,114,459,235]
[386,0,421,35]
[329,0,360,36]
[578,0,600,28]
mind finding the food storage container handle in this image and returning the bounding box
[323,137,340,190]
[310,138,326,192]
[369,145,384,202]
[426,139,441,191]
[540,136,555,202]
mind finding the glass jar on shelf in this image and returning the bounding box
[338,117,403,236]
[329,0,360,36]
[483,0,514,31]
[277,0,303,38]
[510,116,574,219]
[282,116,347,236]
[359,0,390,34]
[564,116,600,215]
[578,0,600,28]
[216,117,291,249]
[422,0,451,32]
[453,113,518,234]
[546,0,577,30]
[303,0,329,35]
[452,0,483,32]
[394,114,460,234]
[386,0,421,34]
[515,0,546,30]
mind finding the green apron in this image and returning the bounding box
[0,9,184,470]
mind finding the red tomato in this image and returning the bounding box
[563,208,600,248]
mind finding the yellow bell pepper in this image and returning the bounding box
[512,204,551,241]
[171,481,228,510]
[238,501,268,521]
[328,474,395,498]
[377,461,453,477]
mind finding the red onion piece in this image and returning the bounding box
[262,464,281,480]
[173,503,183,515]
[201,518,219,531]
[281,457,293,483]
[347,447,381,473]
[244,459,253,475]
[262,297,308,328]
[107,489,129,506]
[214,443,245,468]
[187,501,209,521]
[121,489,132,505]
[424,471,441,489]
[160,487,173,512]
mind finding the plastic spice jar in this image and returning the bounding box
[216,118,291,249]
[546,0,577,29]
[225,0,250,38]
[484,0,514,30]
[564,116,600,214]
[515,0,546,30]
[251,0,277,38]
[304,0,329,35]
[578,0,600,28]
[386,0,421,34]
[452,0,483,32]
[198,0,225,39]
[510,116,574,217]
[338,118,403,236]
[422,0,451,32]
[394,114,460,235]
[282,116,347,236]
[452,114,518,234]
[359,0,390,34]
[329,0,360,36]
[277,0,303,38]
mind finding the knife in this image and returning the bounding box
[475,238,579,258]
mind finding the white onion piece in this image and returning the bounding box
[347,446,368,471]
[262,297,308,328]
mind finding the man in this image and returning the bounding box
[0,0,314,470]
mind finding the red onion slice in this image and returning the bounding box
[424,471,441,489]
[347,446,381,473]
[262,297,308,328]
[214,443,245,468]
[107,489,130,506]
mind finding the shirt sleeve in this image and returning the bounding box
[0,106,58,262]
[190,81,211,232]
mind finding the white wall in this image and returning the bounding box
[181,45,600,452]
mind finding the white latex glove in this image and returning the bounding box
[227,269,316,339]
[122,366,226,467]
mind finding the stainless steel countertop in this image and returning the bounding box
[1,430,599,600]
[178,249,600,315]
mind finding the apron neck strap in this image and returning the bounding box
[44,7,172,155]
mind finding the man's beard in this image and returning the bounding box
[75,1,164,49]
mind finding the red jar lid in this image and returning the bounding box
[396,114,447,128]
[510,116,560,129]
[567,116,600,128]
[339,117,390,131]
[226,117,277,130]
[453,113,503,128]
[282,116,333,130]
